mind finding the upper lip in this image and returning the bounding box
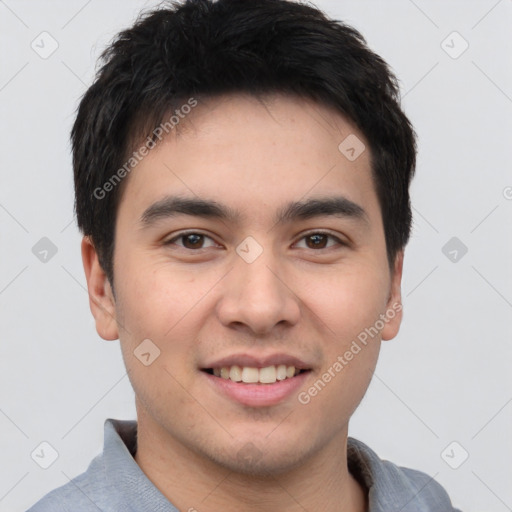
[202,353,312,370]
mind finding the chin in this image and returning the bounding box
[202,436,316,477]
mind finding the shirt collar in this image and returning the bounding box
[103,418,179,511]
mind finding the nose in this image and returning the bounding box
[215,245,301,336]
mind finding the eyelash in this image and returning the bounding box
[163,230,347,251]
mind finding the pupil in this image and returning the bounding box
[184,234,203,248]
[308,234,326,249]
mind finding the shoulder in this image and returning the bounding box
[26,419,137,512]
[25,449,118,512]
[347,437,463,511]
[25,471,101,512]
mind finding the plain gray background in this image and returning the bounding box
[1,0,511,510]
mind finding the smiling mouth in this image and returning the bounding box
[202,365,310,384]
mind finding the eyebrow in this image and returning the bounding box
[139,195,369,228]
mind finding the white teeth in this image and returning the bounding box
[214,365,301,384]
[276,364,287,381]
[241,367,259,383]
[259,365,277,383]
[229,365,242,382]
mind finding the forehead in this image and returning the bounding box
[118,93,380,228]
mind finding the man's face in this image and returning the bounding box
[86,93,403,475]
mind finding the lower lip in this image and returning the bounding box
[202,370,310,407]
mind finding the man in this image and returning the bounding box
[27,0,462,510]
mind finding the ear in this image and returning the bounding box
[81,236,119,341]
[381,250,404,341]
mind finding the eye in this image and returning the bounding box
[163,230,347,252]
[164,232,218,250]
[294,232,346,250]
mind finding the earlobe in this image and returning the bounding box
[381,250,404,341]
[81,236,119,341]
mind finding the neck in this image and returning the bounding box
[133,403,367,512]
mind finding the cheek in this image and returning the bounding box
[114,264,204,422]
[112,259,202,390]
[298,262,390,343]
[114,251,216,340]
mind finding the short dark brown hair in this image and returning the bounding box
[72,0,417,285]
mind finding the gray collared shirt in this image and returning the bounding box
[27,418,462,511]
